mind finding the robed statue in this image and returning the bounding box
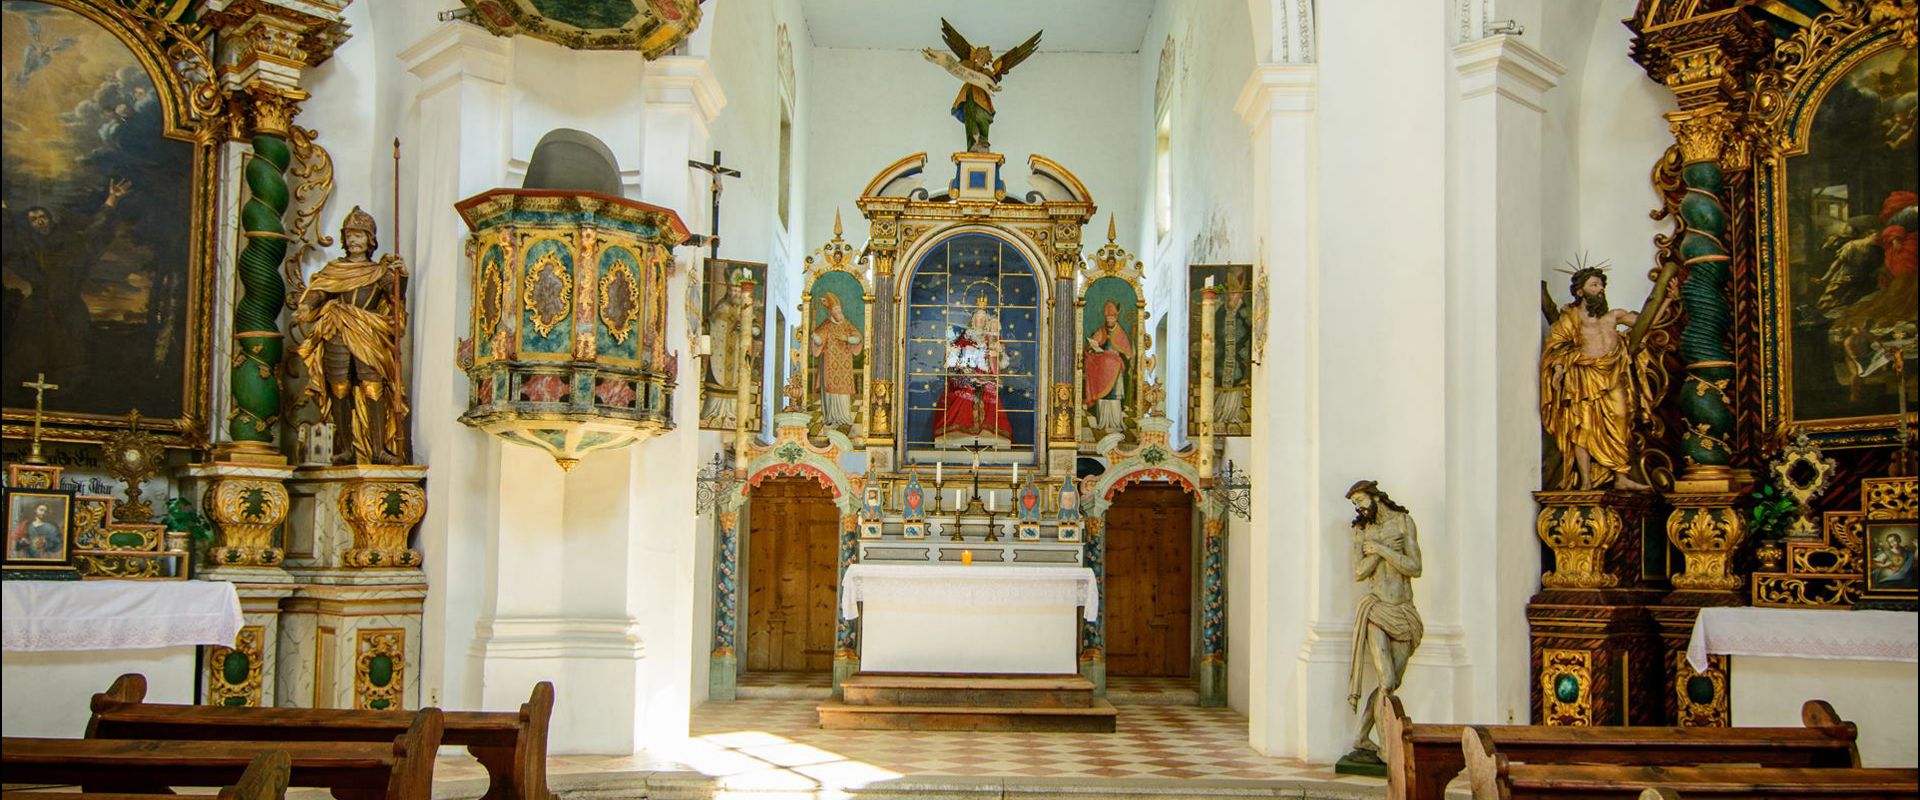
[1343,479,1422,766]
[294,206,410,465]
[1540,264,1663,491]
[922,18,1042,153]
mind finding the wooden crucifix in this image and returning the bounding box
[687,150,741,260]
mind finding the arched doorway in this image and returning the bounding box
[1102,484,1196,678]
[745,478,842,673]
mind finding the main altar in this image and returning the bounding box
[702,143,1235,724]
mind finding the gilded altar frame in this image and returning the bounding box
[0,0,225,449]
[1752,6,1918,447]
[854,152,1096,468]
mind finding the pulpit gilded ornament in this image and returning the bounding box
[457,189,691,470]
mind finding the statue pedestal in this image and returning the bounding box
[277,578,426,710]
[285,465,428,576]
[1527,490,1663,726]
[949,151,1006,201]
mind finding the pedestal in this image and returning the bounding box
[204,583,296,706]
[180,462,296,576]
[285,465,429,577]
[1527,491,1663,726]
[278,578,426,709]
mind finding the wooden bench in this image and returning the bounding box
[1,749,289,800]
[87,673,552,800]
[3,709,439,800]
[1463,726,1919,799]
[1381,693,1860,800]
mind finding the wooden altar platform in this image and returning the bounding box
[818,673,1118,732]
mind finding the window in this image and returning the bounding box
[778,102,794,229]
[1155,113,1172,241]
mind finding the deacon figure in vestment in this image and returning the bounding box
[1084,300,1133,432]
[1539,266,1658,491]
[294,206,411,465]
[811,291,863,428]
[1343,479,1422,765]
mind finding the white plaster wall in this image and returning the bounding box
[802,47,1142,261]
[1571,1,1675,306]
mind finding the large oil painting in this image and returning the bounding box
[698,259,766,432]
[1767,43,1917,440]
[903,232,1040,463]
[1186,264,1253,437]
[1,0,201,432]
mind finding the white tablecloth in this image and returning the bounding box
[1687,606,1919,672]
[2,580,242,652]
[840,564,1099,622]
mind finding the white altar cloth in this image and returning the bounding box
[841,564,1098,674]
[1686,607,1917,672]
[3,579,242,652]
[3,580,238,738]
[1689,607,1919,768]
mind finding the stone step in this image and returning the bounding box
[816,698,1119,732]
[840,672,1095,708]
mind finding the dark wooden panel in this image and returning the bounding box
[1104,485,1194,677]
[746,478,841,674]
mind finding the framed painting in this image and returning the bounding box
[805,269,868,436]
[3,487,75,574]
[698,258,766,432]
[0,0,220,448]
[1861,520,1918,605]
[1081,275,1141,439]
[1186,264,1254,436]
[1755,25,1917,447]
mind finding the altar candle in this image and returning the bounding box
[988,492,996,512]
[936,462,943,485]
[1012,462,1019,484]
[962,549,973,566]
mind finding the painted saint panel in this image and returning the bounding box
[1082,276,1138,436]
[1773,45,1917,433]
[699,259,766,431]
[904,233,1040,460]
[1186,264,1254,437]
[1,1,195,419]
[808,270,865,433]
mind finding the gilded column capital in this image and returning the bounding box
[204,0,350,136]
[1666,108,1754,170]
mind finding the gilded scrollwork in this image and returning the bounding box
[355,629,405,710]
[339,480,425,568]
[1539,649,1594,727]
[205,478,289,567]
[1535,502,1624,589]
[1666,495,1747,592]
[524,249,574,338]
[208,626,265,707]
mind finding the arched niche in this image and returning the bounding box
[522,128,623,195]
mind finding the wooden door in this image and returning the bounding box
[1103,485,1195,677]
[745,478,842,673]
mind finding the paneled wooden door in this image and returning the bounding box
[1103,485,1195,677]
[745,478,842,673]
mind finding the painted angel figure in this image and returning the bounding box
[922,18,1042,153]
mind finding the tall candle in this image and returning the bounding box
[988,492,996,512]
[936,462,943,485]
[1012,462,1019,484]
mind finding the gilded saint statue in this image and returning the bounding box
[1540,265,1663,491]
[922,19,1042,153]
[1343,479,1422,767]
[294,206,410,465]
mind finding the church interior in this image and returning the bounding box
[2,0,1917,797]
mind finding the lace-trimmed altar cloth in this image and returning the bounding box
[841,564,1099,622]
[3,580,242,652]
[1686,606,1919,673]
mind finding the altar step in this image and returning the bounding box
[820,673,1117,732]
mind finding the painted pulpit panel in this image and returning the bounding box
[904,233,1040,460]
[1082,276,1139,437]
[808,271,866,434]
[699,259,767,432]
[1,0,201,425]
[1763,43,1917,440]
[1186,264,1254,437]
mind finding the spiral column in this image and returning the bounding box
[229,129,293,450]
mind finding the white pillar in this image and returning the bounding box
[397,21,510,716]
[1234,63,1318,758]
[1447,34,1563,726]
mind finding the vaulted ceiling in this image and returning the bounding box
[799,0,1158,53]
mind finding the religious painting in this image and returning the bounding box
[698,259,766,432]
[1759,41,1918,445]
[1186,265,1254,436]
[1082,276,1140,437]
[3,487,73,569]
[0,0,212,444]
[904,232,1040,462]
[1863,521,1918,599]
[807,271,865,434]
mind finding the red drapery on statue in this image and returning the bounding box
[933,324,1013,447]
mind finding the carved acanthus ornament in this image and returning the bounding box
[1666,493,1748,592]
[204,0,350,137]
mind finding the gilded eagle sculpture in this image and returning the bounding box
[922,18,1042,153]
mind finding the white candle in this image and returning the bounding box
[988,492,996,512]
[1012,462,1019,484]
[936,462,943,485]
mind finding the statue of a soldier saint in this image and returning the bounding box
[1341,479,1423,770]
[1540,264,1664,491]
[294,207,411,465]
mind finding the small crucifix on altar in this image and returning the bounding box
[20,373,58,465]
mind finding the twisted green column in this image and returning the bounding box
[229,132,292,446]
[1672,142,1737,477]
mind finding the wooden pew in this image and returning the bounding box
[3,709,440,800]
[1,749,290,800]
[87,673,552,800]
[1381,693,1861,800]
[1463,726,1920,799]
